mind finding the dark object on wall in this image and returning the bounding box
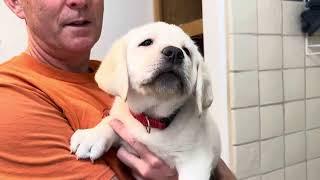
[306,0,320,10]
[301,0,320,35]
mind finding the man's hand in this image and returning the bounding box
[109,119,178,180]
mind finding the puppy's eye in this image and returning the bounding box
[182,46,191,57]
[139,39,153,47]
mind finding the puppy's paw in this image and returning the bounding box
[70,126,115,162]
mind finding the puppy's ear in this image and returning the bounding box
[195,60,213,115]
[95,38,129,100]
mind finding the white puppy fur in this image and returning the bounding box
[70,22,221,180]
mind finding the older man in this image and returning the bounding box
[0,0,235,179]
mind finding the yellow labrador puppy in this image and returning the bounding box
[70,22,221,180]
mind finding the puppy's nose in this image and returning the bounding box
[161,46,184,65]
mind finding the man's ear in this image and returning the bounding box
[195,60,213,115]
[95,37,129,101]
[4,0,26,19]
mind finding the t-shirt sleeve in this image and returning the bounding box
[0,83,116,179]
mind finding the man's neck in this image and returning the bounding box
[26,34,91,73]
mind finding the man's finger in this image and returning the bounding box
[110,119,176,173]
[109,119,173,168]
[109,119,150,156]
[116,146,148,176]
[131,172,144,180]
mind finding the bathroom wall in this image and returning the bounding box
[227,0,320,179]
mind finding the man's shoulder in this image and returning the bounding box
[0,55,20,69]
[0,54,45,94]
[0,53,30,72]
[0,54,33,80]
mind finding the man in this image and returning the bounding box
[0,0,236,179]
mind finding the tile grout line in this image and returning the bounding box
[304,31,309,180]
[301,0,308,177]
[256,0,262,178]
[239,158,313,180]
[228,66,320,73]
[281,1,287,177]
[229,65,320,73]
[233,126,320,146]
[231,96,320,110]
[230,32,305,36]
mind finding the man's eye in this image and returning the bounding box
[182,46,191,57]
[139,39,153,47]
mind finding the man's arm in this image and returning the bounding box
[0,84,116,179]
[213,159,237,180]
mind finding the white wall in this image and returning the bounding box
[0,0,154,61]
[92,0,154,60]
[0,1,28,61]
[203,0,230,164]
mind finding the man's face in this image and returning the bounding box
[21,0,104,54]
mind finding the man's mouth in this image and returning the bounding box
[65,20,91,27]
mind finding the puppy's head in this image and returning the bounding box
[95,22,213,114]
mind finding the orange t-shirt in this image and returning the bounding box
[0,53,131,179]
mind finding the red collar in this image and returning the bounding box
[131,112,169,133]
[102,108,179,133]
[131,109,181,133]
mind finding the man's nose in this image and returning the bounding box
[66,0,88,9]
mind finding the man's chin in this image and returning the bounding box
[63,39,96,54]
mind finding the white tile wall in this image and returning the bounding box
[229,35,258,71]
[228,0,320,179]
[233,142,260,179]
[258,35,283,70]
[282,1,305,35]
[306,128,320,160]
[259,71,283,105]
[284,101,306,134]
[285,132,306,166]
[306,98,320,129]
[306,68,320,98]
[232,107,260,145]
[306,55,320,67]
[261,169,284,180]
[260,105,283,139]
[283,69,305,101]
[229,0,257,33]
[257,0,282,34]
[244,176,261,180]
[230,71,259,108]
[261,137,284,173]
[307,158,320,180]
[285,162,307,180]
[283,36,305,68]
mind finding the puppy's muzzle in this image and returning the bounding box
[161,46,184,65]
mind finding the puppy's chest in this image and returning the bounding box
[129,111,209,151]
[110,98,215,158]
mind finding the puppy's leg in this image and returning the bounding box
[70,116,119,162]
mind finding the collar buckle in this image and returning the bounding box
[145,116,151,134]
